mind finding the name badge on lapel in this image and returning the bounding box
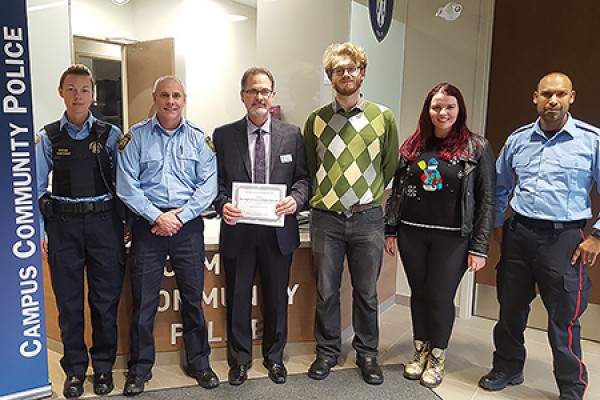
[280,154,293,163]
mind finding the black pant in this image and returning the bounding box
[492,216,590,399]
[397,224,468,349]
[223,226,292,366]
[128,216,210,376]
[46,210,125,377]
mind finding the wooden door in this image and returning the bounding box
[124,38,175,127]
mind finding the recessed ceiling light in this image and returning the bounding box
[111,0,130,6]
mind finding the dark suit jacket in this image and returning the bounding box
[212,117,310,257]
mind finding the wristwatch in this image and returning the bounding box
[591,228,600,239]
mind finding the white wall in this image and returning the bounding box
[69,0,257,134]
[256,0,351,128]
[27,0,72,130]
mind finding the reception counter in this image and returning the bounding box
[44,216,397,356]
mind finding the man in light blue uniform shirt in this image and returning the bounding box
[479,72,600,400]
[36,64,125,398]
[117,76,219,396]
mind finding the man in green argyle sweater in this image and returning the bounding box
[304,42,399,385]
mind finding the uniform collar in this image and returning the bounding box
[60,112,94,132]
[151,114,186,134]
[533,113,576,139]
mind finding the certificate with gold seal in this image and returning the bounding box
[232,182,286,227]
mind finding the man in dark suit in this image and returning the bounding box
[213,67,310,386]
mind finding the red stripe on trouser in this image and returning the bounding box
[568,229,588,394]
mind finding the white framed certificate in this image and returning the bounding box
[232,182,286,227]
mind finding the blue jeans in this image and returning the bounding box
[310,207,384,361]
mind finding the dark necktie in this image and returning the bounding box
[254,129,266,184]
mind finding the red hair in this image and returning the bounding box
[400,83,475,161]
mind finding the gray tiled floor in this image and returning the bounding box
[47,304,600,399]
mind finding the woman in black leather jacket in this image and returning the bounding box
[384,83,495,388]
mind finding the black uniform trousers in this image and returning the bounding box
[128,215,210,376]
[223,225,292,367]
[46,208,125,377]
[493,215,591,400]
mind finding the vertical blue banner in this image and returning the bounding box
[0,0,51,399]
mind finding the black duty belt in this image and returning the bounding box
[513,213,585,231]
[54,199,114,214]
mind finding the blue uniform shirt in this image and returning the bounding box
[35,112,121,232]
[495,114,600,229]
[116,115,217,224]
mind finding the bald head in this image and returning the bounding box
[537,72,573,92]
[533,72,575,131]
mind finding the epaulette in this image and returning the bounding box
[187,120,206,135]
[511,122,535,136]
[575,123,600,136]
[130,118,152,132]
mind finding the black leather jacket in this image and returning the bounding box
[384,134,496,256]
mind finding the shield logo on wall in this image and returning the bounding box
[369,0,394,42]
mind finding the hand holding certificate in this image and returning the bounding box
[232,182,287,227]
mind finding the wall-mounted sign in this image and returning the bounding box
[369,0,394,42]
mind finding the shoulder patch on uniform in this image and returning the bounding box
[118,132,132,152]
[34,133,40,144]
[205,136,215,153]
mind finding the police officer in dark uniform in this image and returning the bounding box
[35,64,125,398]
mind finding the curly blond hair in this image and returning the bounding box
[322,42,368,77]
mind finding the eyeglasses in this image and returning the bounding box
[331,66,363,77]
[242,89,273,97]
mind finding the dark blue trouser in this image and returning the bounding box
[47,209,125,377]
[128,216,210,376]
[310,207,384,361]
[492,215,590,400]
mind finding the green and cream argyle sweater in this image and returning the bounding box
[303,98,399,212]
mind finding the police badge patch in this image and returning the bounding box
[369,0,394,42]
[34,133,40,144]
[205,136,215,153]
[118,132,132,152]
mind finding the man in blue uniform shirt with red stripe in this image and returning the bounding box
[479,72,600,400]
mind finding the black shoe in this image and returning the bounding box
[356,356,384,385]
[93,372,114,395]
[478,370,524,391]
[63,375,85,398]
[263,361,287,384]
[308,358,336,380]
[228,364,249,385]
[123,373,152,397]
[192,368,220,389]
